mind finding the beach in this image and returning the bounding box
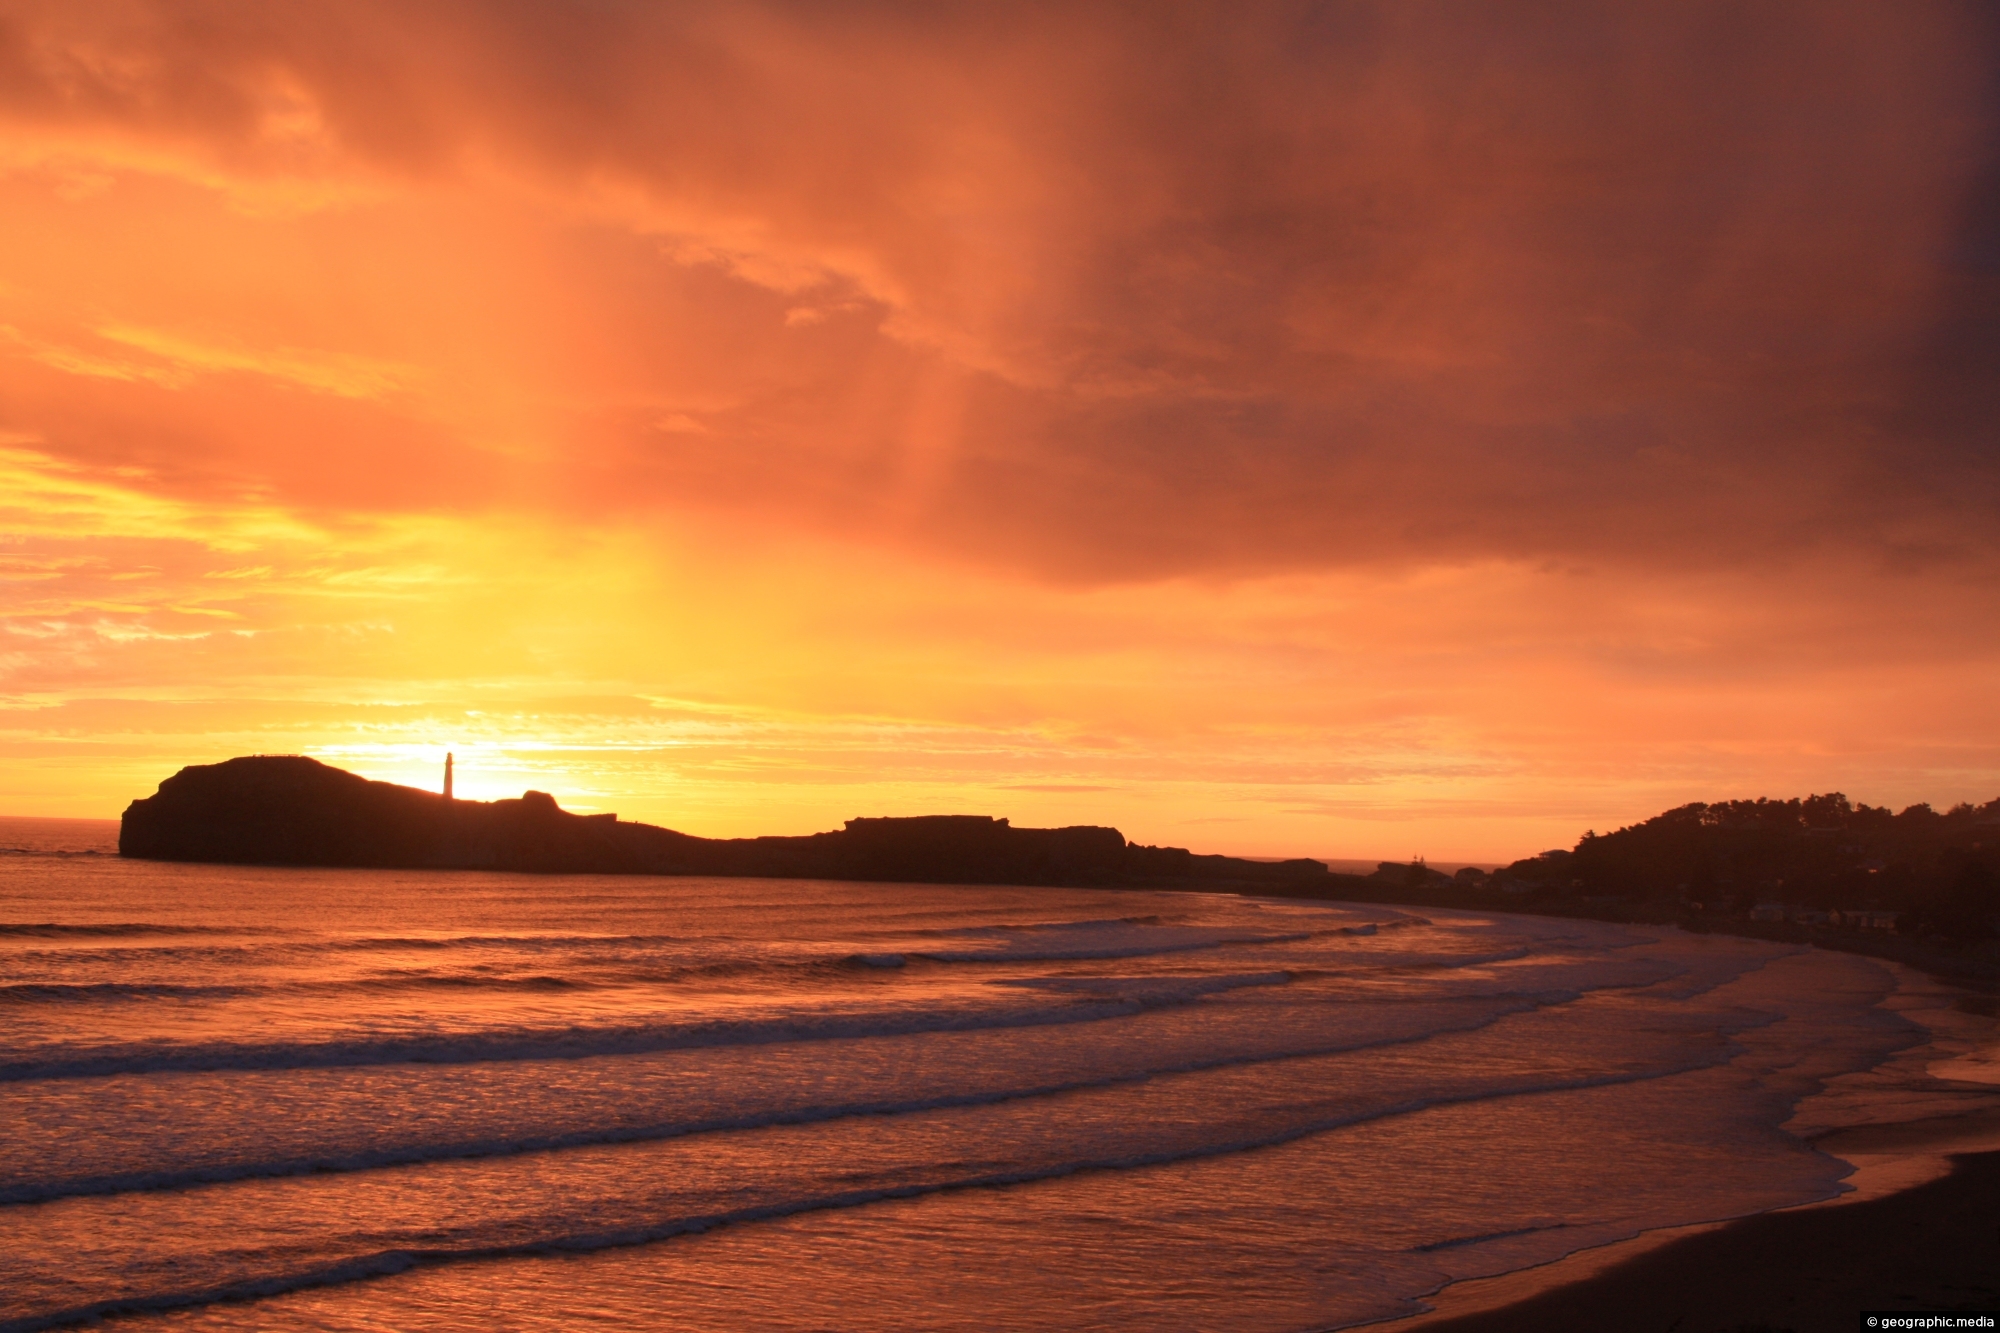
[10,5,2000,1326]
[1411,1143,2000,1332]
[1404,976,2000,1333]
[4,821,1999,1331]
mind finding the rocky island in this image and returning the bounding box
[119,755,1334,889]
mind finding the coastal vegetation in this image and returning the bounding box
[1327,794,2000,978]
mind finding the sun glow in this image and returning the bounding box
[3,3,1998,856]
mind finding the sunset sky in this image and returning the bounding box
[3,1,1998,859]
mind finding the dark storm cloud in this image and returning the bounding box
[2,0,1996,580]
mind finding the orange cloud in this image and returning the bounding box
[1,1,1997,854]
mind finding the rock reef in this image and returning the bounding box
[119,755,1331,889]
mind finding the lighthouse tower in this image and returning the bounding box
[444,752,454,800]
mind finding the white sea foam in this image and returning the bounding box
[916,916,1312,961]
[0,970,1307,1082]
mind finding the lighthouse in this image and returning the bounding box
[444,752,454,801]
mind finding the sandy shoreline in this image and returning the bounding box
[1388,958,2000,1333]
[1398,1117,2000,1332]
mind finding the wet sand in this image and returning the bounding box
[1398,1087,2000,1332]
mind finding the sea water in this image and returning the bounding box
[0,816,1943,1331]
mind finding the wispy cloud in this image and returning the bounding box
[0,446,320,549]
[94,326,413,399]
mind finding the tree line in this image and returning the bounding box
[1476,794,2000,942]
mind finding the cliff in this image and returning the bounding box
[118,755,1331,889]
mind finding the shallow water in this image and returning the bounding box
[0,820,1933,1330]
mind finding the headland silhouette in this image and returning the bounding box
[118,755,1334,889]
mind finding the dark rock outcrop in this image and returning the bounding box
[120,755,1332,889]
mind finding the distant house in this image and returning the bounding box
[1829,909,1899,931]
[1372,860,1454,887]
[1749,902,1787,922]
[1790,908,1830,926]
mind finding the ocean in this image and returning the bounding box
[0,815,1963,1330]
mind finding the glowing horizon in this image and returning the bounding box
[5,3,1999,861]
